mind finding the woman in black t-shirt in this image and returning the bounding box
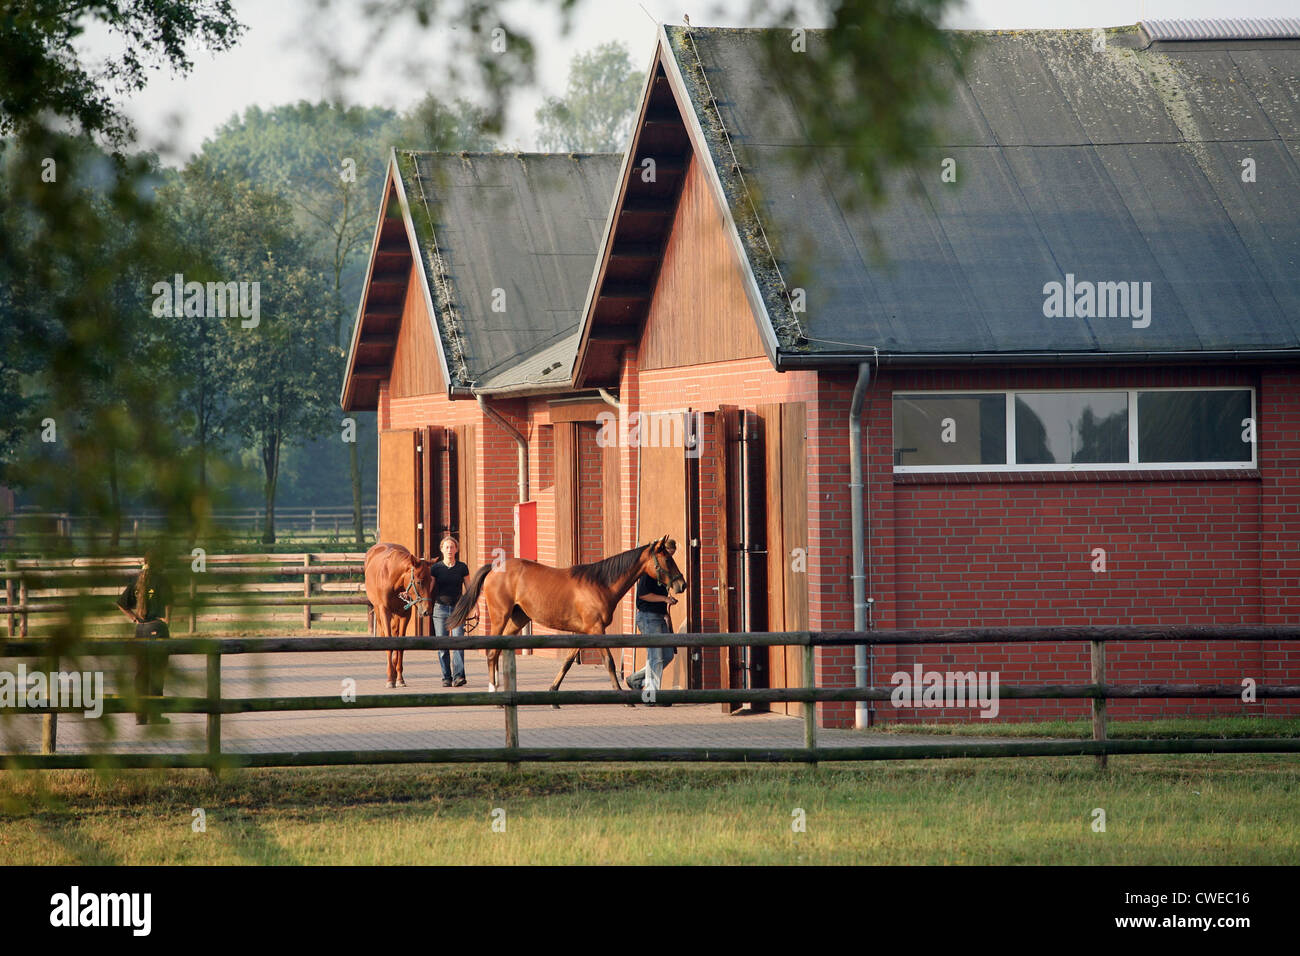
[115,552,173,725]
[431,536,471,686]
[624,540,679,703]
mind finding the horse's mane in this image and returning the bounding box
[569,543,649,588]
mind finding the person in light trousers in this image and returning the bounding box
[624,541,679,705]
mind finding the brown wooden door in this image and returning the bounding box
[554,422,578,569]
[758,402,809,716]
[713,407,772,711]
[636,415,691,690]
[453,424,478,574]
[714,406,741,710]
[379,429,418,553]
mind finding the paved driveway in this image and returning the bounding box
[1,650,1010,756]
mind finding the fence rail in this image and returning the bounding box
[2,553,369,637]
[0,506,377,549]
[3,627,1299,771]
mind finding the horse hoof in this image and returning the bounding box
[487,683,496,693]
[397,679,407,687]
[551,704,561,711]
[385,680,395,689]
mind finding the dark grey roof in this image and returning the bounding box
[394,151,620,390]
[664,25,1300,363]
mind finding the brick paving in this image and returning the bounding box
[2,651,1014,756]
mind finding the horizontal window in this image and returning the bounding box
[893,394,1006,467]
[1015,392,1128,465]
[893,388,1255,472]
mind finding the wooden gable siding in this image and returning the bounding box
[638,156,766,370]
[390,264,444,398]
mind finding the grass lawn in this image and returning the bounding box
[2,756,1297,864]
[867,716,1300,739]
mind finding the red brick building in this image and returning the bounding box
[345,22,1300,727]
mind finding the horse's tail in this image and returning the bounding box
[447,563,492,629]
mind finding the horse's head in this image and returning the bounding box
[405,560,436,617]
[647,534,687,594]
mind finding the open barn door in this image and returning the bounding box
[635,411,700,690]
[758,403,809,716]
[713,406,770,713]
[378,429,418,554]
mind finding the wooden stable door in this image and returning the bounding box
[381,427,459,637]
[378,429,418,553]
[713,406,771,712]
[635,413,699,691]
[758,403,809,716]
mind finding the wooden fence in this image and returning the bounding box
[2,626,1299,771]
[1,553,369,637]
[0,505,377,549]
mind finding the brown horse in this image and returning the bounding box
[363,542,435,688]
[447,535,686,699]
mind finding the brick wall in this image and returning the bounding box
[808,364,1300,726]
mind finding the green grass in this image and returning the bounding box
[1,757,1297,864]
[868,716,1300,739]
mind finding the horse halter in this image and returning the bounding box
[651,548,677,589]
[400,570,428,611]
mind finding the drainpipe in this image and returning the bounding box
[849,362,873,729]
[597,388,619,409]
[476,395,528,504]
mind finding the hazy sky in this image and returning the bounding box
[78,0,1300,165]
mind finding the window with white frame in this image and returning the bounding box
[892,388,1255,472]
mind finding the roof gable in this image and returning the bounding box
[395,151,621,394]
[660,24,1300,365]
[571,40,780,388]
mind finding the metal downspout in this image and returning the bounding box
[849,362,872,729]
[475,395,529,504]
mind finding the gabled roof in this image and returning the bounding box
[576,22,1300,376]
[341,150,620,409]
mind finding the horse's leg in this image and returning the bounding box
[490,609,529,706]
[547,649,583,709]
[394,613,409,687]
[600,647,635,707]
[376,606,396,687]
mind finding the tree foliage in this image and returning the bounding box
[536,41,643,153]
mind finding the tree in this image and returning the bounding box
[225,249,340,544]
[195,96,495,545]
[535,41,643,152]
[0,0,242,147]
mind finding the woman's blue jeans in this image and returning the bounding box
[634,610,674,688]
[432,603,465,682]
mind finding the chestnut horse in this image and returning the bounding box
[447,535,686,698]
[363,542,435,688]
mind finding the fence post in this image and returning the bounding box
[5,558,14,638]
[803,637,817,765]
[42,654,57,754]
[207,651,221,777]
[302,554,312,631]
[503,647,520,768]
[1091,639,1107,770]
[19,576,28,638]
[188,575,197,635]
